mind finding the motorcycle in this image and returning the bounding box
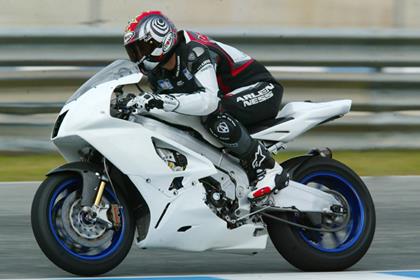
[31,60,375,275]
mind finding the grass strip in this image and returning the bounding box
[0,150,419,181]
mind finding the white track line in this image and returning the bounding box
[3,271,420,280]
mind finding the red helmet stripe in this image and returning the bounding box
[126,10,164,33]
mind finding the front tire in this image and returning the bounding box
[31,173,135,276]
[266,156,375,271]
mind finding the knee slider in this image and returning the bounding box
[210,113,241,143]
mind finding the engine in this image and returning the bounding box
[200,176,242,229]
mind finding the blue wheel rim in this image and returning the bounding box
[48,178,125,260]
[297,172,365,253]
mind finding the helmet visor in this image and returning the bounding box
[125,39,159,63]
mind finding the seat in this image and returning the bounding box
[248,117,294,135]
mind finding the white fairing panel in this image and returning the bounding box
[145,110,223,148]
[58,84,218,195]
[132,175,267,251]
[251,100,352,142]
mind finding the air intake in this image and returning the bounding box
[52,111,68,138]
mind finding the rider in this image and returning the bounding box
[124,11,288,200]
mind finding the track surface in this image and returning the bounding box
[0,176,418,278]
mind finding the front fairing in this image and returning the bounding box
[52,60,218,196]
[55,60,142,136]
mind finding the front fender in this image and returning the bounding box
[47,161,102,206]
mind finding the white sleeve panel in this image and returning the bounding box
[168,64,220,116]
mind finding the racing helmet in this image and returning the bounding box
[124,11,178,74]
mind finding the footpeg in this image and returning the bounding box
[274,170,289,191]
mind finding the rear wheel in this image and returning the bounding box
[31,173,135,276]
[266,156,375,271]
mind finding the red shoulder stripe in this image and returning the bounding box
[231,59,254,77]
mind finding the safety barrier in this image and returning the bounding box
[1,28,419,151]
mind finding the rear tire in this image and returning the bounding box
[266,156,375,271]
[31,173,135,276]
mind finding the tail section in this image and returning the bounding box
[251,100,352,142]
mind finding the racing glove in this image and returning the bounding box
[127,93,180,114]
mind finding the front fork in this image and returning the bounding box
[82,174,114,228]
[94,175,109,207]
[46,161,122,229]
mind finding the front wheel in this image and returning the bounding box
[266,156,375,271]
[31,173,135,276]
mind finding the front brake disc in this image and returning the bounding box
[60,191,113,248]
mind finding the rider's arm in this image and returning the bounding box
[164,65,219,115]
[159,45,220,116]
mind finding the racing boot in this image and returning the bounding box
[243,145,289,200]
[248,162,289,200]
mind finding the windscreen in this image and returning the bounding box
[66,60,140,104]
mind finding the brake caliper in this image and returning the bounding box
[110,204,122,229]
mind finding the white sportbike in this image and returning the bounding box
[31,60,375,276]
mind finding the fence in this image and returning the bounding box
[1,28,420,151]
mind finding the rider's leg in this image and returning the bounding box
[204,112,288,200]
[218,82,283,126]
[206,81,287,199]
[206,82,287,199]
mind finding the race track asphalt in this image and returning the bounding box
[0,176,419,278]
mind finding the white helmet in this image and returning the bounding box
[124,11,178,74]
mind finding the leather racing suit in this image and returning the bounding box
[146,30,286,197]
